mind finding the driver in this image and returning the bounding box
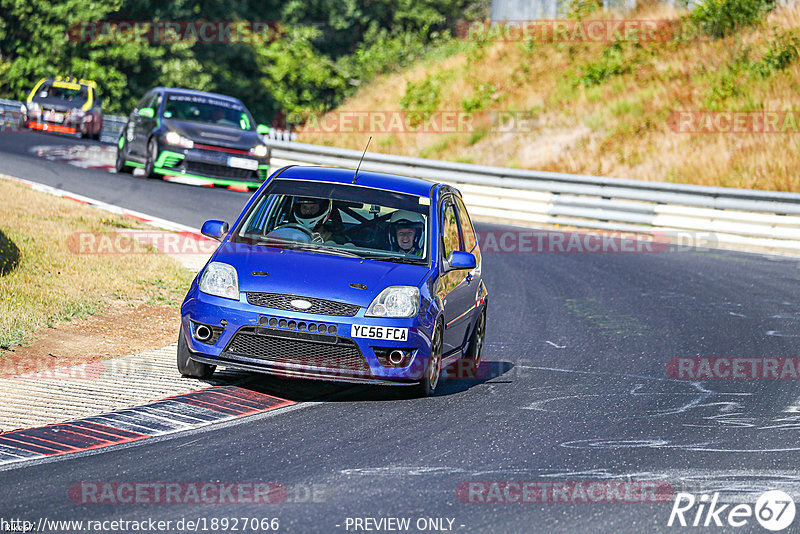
[290,196,333,242]
[388,210,425,256]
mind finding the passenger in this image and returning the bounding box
[388,210,425,256]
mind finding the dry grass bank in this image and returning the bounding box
[300,4,800,191]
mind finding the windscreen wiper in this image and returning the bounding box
[284,242,364,258]
[361,254,426,264]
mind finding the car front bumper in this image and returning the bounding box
[181,288,435,384]
[153,144,269,186]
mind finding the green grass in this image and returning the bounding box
[0,180,194,350]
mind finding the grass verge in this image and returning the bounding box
[0,179,194,350]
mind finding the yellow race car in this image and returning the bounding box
[20,76,103,139]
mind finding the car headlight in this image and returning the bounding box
[366,286,420,318]
[165,131,194,149]
[250,144,268,157]
[199,262,239,300]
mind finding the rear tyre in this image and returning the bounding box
[177,325,216,379]
[144,138,159,179]
[115,141,134,174]
[461,307,486,378]
[410,324,442,398]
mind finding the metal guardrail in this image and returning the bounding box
[263,139,800,253]
[101,115,126,144]
[3,94,797,252]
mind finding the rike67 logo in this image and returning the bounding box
[668,491,796,531]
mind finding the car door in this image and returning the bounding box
[130,91,159,157]
[454,194,481,289]
[437,196,474,356]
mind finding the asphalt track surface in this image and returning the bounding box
[1,130,800,533]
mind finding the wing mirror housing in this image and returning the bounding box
[445,250,476,272]
[201,220,229,241]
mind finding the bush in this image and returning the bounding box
[579,41,632,87]
[689,0,775,38]
[400,74,443,113]
[461,83,497,111]
[0,229,20,276]
[750,30,800,78]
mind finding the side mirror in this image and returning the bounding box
[138,107,155,119]
[256,124,270,135]
[446,250,476,271]
[201,220,229,241]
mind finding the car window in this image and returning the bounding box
[36,82,51,98]
[145,92,159,111]
[91,87,102,109]
[441,200,461,259]
[152,92,163,113]
[454,196,476,252]
[135,92,153,112]
[162,94,252,130]
[32,81,88,105]
[232,179,430,264]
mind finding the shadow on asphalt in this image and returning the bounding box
[208,360,515,403]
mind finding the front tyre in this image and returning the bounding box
[177,325,216,379]
[410,324,442,397]
[115,140,134,174]
[144,138,159,179]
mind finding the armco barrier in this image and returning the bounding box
[3,95,796,252]
[262,139,800,253]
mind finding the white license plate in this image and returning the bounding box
[227,156,258,170]
[46,112,64,123]
[351,325,408,341]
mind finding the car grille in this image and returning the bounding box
[246,292,360,317]
[184,161,260,181]
[222,326,370,374]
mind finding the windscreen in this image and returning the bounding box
[32,83,88,105]
[232,179,431,264]
[163,94,253,130]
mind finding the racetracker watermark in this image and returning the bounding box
[456,19,709,42]
[67,21,284,44]
[476,230,718,253]
[67,231,218,255]
[68,482,327,504]
[668,111,800,134]
[0,355,105,380]
[667,357,800,380]
[457,480,674,503]
[288,110,536,134]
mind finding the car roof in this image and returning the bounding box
[154,87,243,103]
[41,77,96,88]
[276,166,437,197]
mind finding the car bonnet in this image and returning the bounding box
[212,242,429,308]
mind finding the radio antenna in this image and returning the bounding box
[351,136,372,184]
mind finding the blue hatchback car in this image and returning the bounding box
[178,166,487,396]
